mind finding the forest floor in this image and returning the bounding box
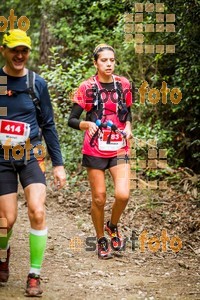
[0,170,199,300]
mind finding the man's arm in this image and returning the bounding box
[53,166,66,189]
[36,78,66,188]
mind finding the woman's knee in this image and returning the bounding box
[92,192,106,208]
[115,192,129,203]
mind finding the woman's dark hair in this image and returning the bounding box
[93,44,115,61]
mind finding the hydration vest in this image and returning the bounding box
[86,75,129,123]
[5,70,44,128]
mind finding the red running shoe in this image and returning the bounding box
[97,236,113,259]
[105,221,126,252]
[0,247,10,283]
[25,273,43,297]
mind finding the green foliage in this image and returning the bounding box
[39,47,90,175]
[40,0,125,51]
[124,0,200,172]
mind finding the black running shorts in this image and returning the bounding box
[82,154,129,170]
[0,158,46,196]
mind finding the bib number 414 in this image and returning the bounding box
[1,120,25,135]
[0,119,30,146]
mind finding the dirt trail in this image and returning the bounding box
[0,179,199,300]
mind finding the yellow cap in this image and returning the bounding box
[3,29,31,49]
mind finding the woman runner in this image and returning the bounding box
[68,44,133,259]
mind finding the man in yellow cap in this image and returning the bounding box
[0,29,66,297]
[2,29,32,49]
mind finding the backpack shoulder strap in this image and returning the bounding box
[26,70,44,127]
[88,76,102,108]
[114,76,125,103]
[26,70,40,108]
[27,69,35,90]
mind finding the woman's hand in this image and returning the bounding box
[124,121,133,140]
[79,121,99,137]
[87,121,99,137]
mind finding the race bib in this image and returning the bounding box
[98,130,126,151]
[0,119,30,146]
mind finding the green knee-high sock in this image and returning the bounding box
[29,228,47,275]
[0,229,12,249]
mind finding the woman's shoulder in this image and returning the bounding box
[113,74,131,86]
[78,76,95,90]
